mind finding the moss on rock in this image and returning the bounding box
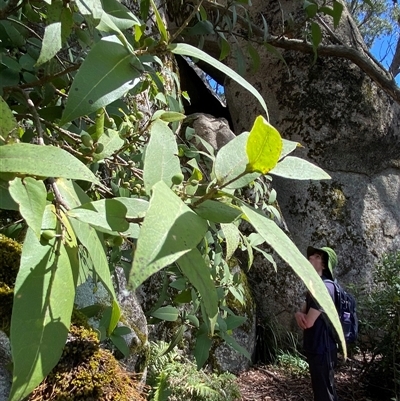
[28,325,146,401]
[0,234,22,335]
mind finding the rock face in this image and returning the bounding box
[0,331,11,401]
[224,1,400,326]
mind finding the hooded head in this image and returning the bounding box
[307,246,337,280]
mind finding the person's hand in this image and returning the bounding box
[295,311,307,330]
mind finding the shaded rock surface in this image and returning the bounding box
[0,331,11,401]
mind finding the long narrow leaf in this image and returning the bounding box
[169,43,268,118]
[9,205,75,401]
[241,203,347,358]
[177,248,218,331]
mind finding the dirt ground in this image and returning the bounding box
[236,357,387,401]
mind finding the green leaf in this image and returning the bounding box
[177,248,218,330]
[311,21,322,58]
[68,198,129,233]
[169,43,268,118]
[35,22,62,66]
[280,138,300,160]
[60,6,73,43]
[246,116,282,174]
[193,200,242,223]
[0,95,17,138]
[9,205,75,401]
[113,325,131,336]
[129,181,208,290]
[241,203,347,358]
[219,331,251,360]
[214,132,259,189]
[143,119,181,193]
[9,177,47,238]
[69,218,121,334]
[194,329,212,369]
[0,143,101,184]
[304,1,318,18]
[76,0,102,17]
[55,178,91,209]
[0,179,18,210]
[149,0,168,42]
[270,156,331,180]
[247,42,260,72]
[93,129,125,161]
[150,306,179,321]
[101,0,140,30]
[112,197,149,218]
[221,223,241,261]
[110,333,130,357]
[332,1,344,29]
[219,36,230,61]
[152,110,186,122]
[225,314,247,330]
[160,325,185,356]
[61,35,141,124]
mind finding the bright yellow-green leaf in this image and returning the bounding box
[246,116,282,174]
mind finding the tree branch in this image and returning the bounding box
[199,0,400,104]
[268,37,400,103]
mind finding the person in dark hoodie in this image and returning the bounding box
[295,246,339,401]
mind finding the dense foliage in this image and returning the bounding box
[0,1,349,400]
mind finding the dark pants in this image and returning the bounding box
[306,349,338,401]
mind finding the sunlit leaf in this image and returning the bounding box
[214,132,260,188]
[0,143,101,184]
[129,181,208,290]
[36,22,62,66]
[143,119,181,193]
[193,200,242,223]
[9,177,47,238]
[68,199,129,233]
[221,223,241,261]
[281,139,300,160]
[69,218,121,334]
[246,116,282,174]
[149,0,168,42]
[150,306,179,321]
[61,35,141,124]
[270,156,331,180]
[9,205,75,401]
